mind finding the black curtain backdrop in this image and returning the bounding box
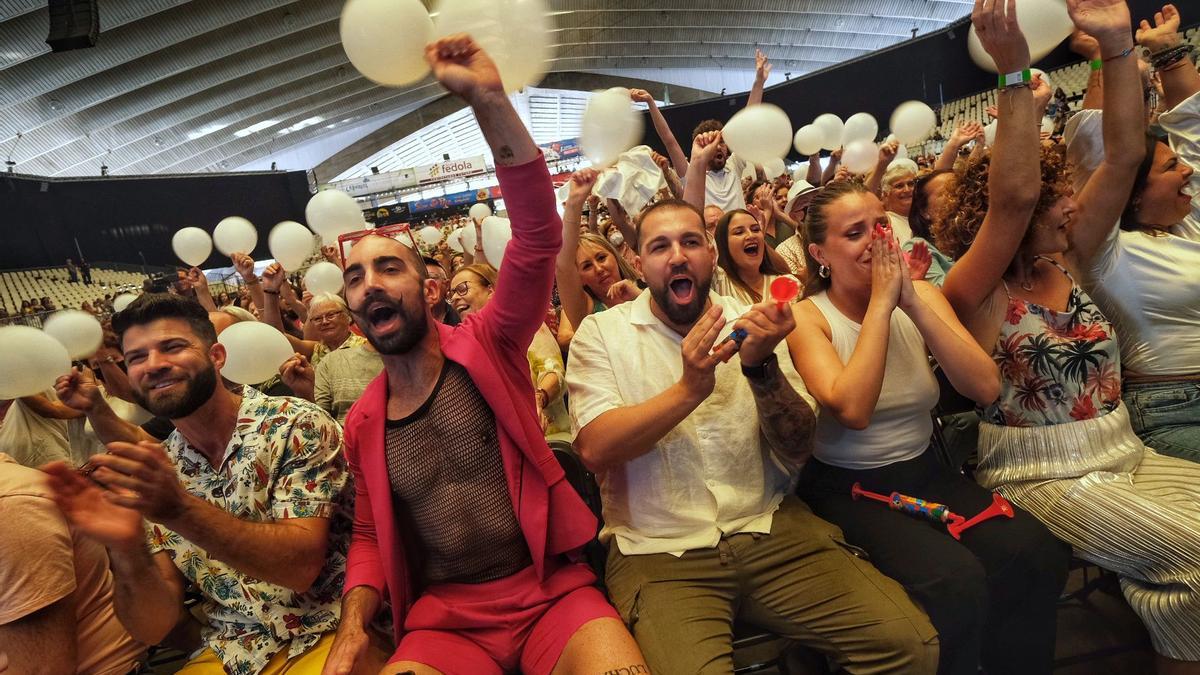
[0,171,310,269]
[641,1,1191,158]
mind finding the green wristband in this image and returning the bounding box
[1090,59,1102,72]
[997,68,1032,89]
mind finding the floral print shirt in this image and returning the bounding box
[982,261,1122,427]
[147,387,352,675]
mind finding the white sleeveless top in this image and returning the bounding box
[808,292,939,469]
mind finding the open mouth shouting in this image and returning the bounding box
[742,239,761,259]
[668,272,697,306]
[365,300,403,335]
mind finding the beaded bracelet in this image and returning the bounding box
[1151,44,1195,70]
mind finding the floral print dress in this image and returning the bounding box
[980,257,1122,427]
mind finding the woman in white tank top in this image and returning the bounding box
[787,180,1069,675]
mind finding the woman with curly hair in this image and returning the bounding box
[1070,4,1200,462]
[939,1,1200,670]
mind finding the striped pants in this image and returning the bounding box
[975,404,1200,661]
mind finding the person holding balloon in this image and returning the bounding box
[555,168,644,347]
[939,0,1200,670]
[326,35,648,675]
[787,177,1069,675]
[42,293,358,675]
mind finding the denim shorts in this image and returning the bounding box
[1123,380,1200,463]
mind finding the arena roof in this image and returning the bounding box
[0,0,972,177]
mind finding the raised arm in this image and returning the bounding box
[54,368,155,445]
[632,89,689,176]
[866,141,900,197]
[1066,0,1145,267]
[427,35,557,351]
[806,155,824,185]
[942,0,1041,316]
[935,121,983,171]
[1139,5,1199,111]
[187,267,217,312]
[231,253,266,314]
[557,169,600,331]
[684,131,723,210]
[747,49,771,107]
[822,147,843,185]
[262,263,317,359]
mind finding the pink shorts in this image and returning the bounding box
[391,560,619,675]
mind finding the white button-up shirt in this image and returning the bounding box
[567,291,815,556]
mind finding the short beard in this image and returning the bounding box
[649,274,713,327]
[353,295,430,355]
[133,364,218,420]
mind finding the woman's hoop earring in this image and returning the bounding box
[818,264,830,279]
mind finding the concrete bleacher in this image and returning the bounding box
[0,267,145,315]
[923,26,1200,153]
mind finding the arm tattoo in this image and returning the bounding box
[496,144,515,164]
[747,366,816,472]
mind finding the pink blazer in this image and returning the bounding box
[341,155,599,643]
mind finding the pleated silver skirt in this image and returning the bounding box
[976,404,1200,661]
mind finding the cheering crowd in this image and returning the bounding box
[2,0,1200,674]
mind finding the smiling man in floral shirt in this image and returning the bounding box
[44,294,367,675]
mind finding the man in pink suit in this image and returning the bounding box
[321,36,647,675]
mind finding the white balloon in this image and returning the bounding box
[791,163,809,182]
[481,216,513,268]
[762,157,786,180]
[842,140,880,175]
[306,189,364,242]
[112,293,138,313]
[419,226,443,247]
[890,101,937,145]
[217,322,295,386]
[580,87,643,167]
[0,326,71,399]
[340,0,433,86]
[967,0,1073,72]
[42,310,103,360]
[793,124,824,156]
[841,112,879,146]
[447,228,464,253]
[469,202,492,223]
[722,104,793,166]
[1041,116,1055,136]
[433,0,552,93]
[172,227,212,267]
[813,114,845,151]
[460,222,479,252]
[304,261,344,295]
[212,216,258,257]
[268,220,316,271]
